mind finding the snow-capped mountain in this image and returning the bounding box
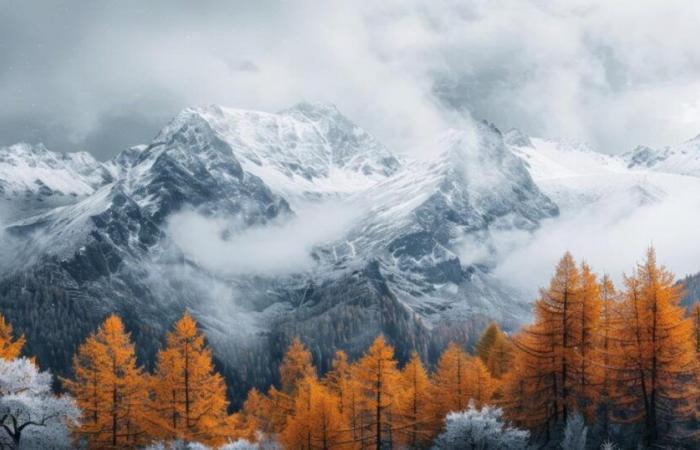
[165,103,401,206]
[315,124,556,331]
[624,134,700,177]
[0,143,113,221]
[9,103,678,405]
[509,133,700,213]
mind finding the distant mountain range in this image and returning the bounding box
[1,103,699,404]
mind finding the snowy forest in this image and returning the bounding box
[0,247,697,449]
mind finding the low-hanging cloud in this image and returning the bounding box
[167,201,361,276]
[494,186,700,298]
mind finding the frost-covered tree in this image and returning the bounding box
[0,357,79,449]
[431,402,529,450]
[143,440,210,450]
[144,438,281,450]
[221,438,282,450]
[599,440,618,450]
[561,411,587,450]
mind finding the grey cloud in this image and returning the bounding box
[1,1,700,159]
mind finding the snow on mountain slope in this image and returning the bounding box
[0,105,560,399]
[159,102,400,206]
[0,143,109,196]
[504,131,700,295]
[624,134,700,177]
[510,136,698,212]
[309,122,558,327]
[0,143,112,221]
[337,125,556,258]
[5,110,291,264]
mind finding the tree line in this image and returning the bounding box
[0,246,699,448]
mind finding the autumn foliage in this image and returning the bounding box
[63,314,151,448]
[0,313,24,360]
[1,246,695,448]
[504,248,700,447]
[149,312,229,446]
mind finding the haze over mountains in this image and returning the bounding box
[1,102,699,404]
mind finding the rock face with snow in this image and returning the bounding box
[0,104,557,404]
[178,103,401,204]
[624,134,700,177]
[0,143,113,222]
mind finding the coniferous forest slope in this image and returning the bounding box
[3,105,700,448]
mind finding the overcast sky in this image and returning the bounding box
[2,0,700,160]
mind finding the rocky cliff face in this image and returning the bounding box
[0,104,557,405]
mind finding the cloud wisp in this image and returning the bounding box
[168,201,361,277]
[494,185,700,298]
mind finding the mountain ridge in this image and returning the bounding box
[3,103,697,406]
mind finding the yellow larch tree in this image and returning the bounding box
[265,338,318,435]
[323,352,365,445]
[485,330,514,380]
[612,249,698,446]
[281,375,351,450]
[501,324,556,436]
[0,313,24,360]
[149,312,229,446]
[532,252,583,424]
[229,387,269,442]
[595,274,619,440]
[280,337,316,394]
[324,350,352,415]
[467,356,495,408]
[396,351,433,447]
[431,343,472,419]
[572,262,602,419]
[504,252,584,439]
[475,322,500,364]
[353,335,402,450]
[64,314,150,448]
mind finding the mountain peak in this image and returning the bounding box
[151,102,401,202]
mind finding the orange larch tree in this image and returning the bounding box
[572,262,602,419]
[431,343,472,419]
[0,313,24,360]
[501,323,556,435]
[323,352,365,445]
[280,337,316,395]
[64,314,150,448]
[612,249,698,446]
[531,252,581,425]
[475,322,500,364]
[594,274,619,440]
[149,312,229,447]
[504,252,587,439]
[467,356,495,408]
[396,351,434,447]
[485,329,515,380]
[281,376,350,449]
[353,335,402,450]
[264,337,318,435]
[324,350,352,416]
[230,387,269,442]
